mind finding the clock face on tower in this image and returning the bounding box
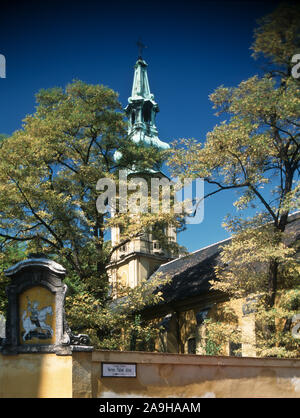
[19,286,56,345]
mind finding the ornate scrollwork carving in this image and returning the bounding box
[69,333,91,346]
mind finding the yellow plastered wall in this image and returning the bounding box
[117,264,129,287]
[109,255,165,294]
[139,257,149,281]
[1,350,300,398]
[174,297,257,356]
[0,353,72,398]
[90,350,300,398]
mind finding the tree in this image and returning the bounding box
[168,3,300,356]
[65,272,171,350]
[0,240,26,316]
[0,81,179,347]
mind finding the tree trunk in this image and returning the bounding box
[268,259,278,307]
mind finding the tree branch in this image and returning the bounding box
[8,175,64,248]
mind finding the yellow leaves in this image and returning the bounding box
[212,214,300,303]
[115,273,172,314]
[280,181,300,214]
[253,288,300,358]
[65,272,169,350]
[251,3,300,67]
[202,317,241,356]
[169,69,299,198]
[168,3,300,358]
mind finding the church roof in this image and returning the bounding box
[148,212,300,312]
[152,238,230,309]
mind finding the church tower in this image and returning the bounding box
[107,53,177,295]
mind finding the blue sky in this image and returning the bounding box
[0,0,281,252]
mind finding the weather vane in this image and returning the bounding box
[137,39,147,59]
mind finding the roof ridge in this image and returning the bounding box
[159,236,231,269]
[159,210,300,271]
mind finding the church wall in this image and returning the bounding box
[181,299,256,357]
[111,263,129,289]
[108,255,168,295]
[164,314,179,353]
[140,256,164,281]
[157,297,257,357]
[139,256,149,282]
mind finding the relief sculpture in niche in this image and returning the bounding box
[19,287,55,344]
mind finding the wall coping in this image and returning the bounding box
[92,350,300,368]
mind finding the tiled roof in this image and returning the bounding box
[152,212,300,306]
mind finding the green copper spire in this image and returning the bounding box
[130,58,151,100]
[125,57,170,150]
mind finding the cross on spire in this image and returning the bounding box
[137,39,147,59]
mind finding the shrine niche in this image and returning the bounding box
[19,286,56,345]
[0,254,91,355]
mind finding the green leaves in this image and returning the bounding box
[167,3,300,358]
[0,80,178,349]
[251,3,300,73]
[64,272,172,350]
[0,81,126,267]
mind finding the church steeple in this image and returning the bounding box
[106,52,176,296]
[125,57,169,150]
[130,58,151,100]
